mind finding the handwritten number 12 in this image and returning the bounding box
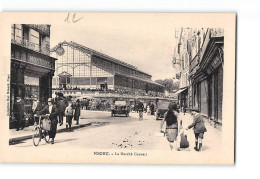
[64,13,83,23]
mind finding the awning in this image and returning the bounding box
[174,87,188,95]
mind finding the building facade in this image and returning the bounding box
[10,24,57,127]
[173,28,206,110]
[51,41,164,95]
[173,28,224,124]
[190,28,224,124]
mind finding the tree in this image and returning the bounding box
[155,78,180,92]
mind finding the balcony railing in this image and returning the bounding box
[11,37,50,55]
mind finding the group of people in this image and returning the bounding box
[80,99,111,111]
[160,102,207,152]
[12,93,82,145]
[36,96,81,144]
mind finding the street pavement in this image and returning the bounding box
[10,110,222,153]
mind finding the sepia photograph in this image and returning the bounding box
[0,12,235,164]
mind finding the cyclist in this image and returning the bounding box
[137,100,144,121]
[37,98,58,144]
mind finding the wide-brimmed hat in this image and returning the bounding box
[16,96,21,100]
[47,98,53,102]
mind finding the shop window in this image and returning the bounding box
[29,28,40,51]
[15,24,22,43]
[11,24,15,40]
[22,25,29,41]
[24,75,40,113]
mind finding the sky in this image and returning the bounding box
[50,13,178,81]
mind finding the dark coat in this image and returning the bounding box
[56,98,67,114]
[37,104,59,139]
[188,114,207,133]
[74,103,81,117]
[150,104,155,114]
[37,105,59,122]
[13,100,25,120]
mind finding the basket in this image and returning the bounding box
[42,119,51,131]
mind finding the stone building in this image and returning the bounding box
[10,24,57,127]
[190,28,224,124]
[173,27,206,111]
[173,28,224,124]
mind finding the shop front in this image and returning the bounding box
[190,35,224,124]
[174,87,188,111]
[10,44,56,128]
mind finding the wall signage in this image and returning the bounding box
[28,55,52,69]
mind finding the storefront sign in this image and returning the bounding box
[28,55,52,69]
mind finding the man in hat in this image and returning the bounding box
[13,96,25,131]
[186,108,207,152]
[37,98,59,144]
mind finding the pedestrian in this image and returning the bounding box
[74,99,81,125]
[150,102,155,115]
[13,96,25,131]
[65,101,74,131]
[147,105,151,115]
[81,98,86,110]
[160,102,180,150]
[32,97,42,114]
[186,108,207,152]
[86,99,89,110]
[56,95,66,126]
[137,100,144,121]
[37,98,58,144]
[32,97,42,125]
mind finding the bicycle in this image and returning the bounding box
[32,114,51,146]
[139,110,143,121]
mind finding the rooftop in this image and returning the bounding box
[51,41,151,77]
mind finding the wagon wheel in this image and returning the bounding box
[32,126,41,146]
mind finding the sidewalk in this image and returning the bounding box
[9,118,92,145]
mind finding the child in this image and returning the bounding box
[186,108,207,152]
[65,101,74,132]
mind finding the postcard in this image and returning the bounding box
[0,12,236,164]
